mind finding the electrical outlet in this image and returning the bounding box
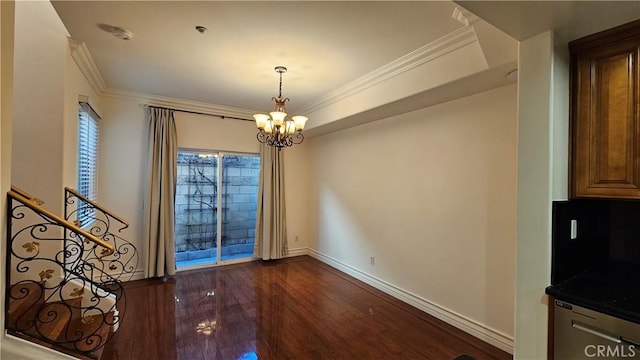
[570,220,578,240]
[370,256,375,265]
[295,235,299,242]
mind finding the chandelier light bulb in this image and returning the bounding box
[292,115,308,131]
[285,121,296,135]
[253,114,270,129]
[270,111,287,127]
[264,121,274,134]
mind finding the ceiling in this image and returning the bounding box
[456,1,640,43]
[52,1,464,114]
[51,1,640,117]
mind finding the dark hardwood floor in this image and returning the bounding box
[102,256,512,360]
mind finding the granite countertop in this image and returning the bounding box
[545,268,640,324]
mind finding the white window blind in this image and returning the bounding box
[77,102,100,225]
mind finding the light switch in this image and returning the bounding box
[570,219,578,240]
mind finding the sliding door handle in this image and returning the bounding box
[572,322,622,344]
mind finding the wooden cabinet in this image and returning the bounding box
[570,20,640,198]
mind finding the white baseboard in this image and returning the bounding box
[95,268,145,283]
[302,248,514,354]
[285,247,309,258]
[127,269,146,281]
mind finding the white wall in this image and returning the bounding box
[552,38,570,201]
[99,97,311,276]
[175,112,258,153]
[64,47,101,193]
[98,95,147,276]
[9,0,103,286]
[308,84,517,351]
[283,141,310,251]
[11,0,98,208]
[514,32,554,359]
[2,2,76,358]
[513,31,571,360]
[11,1,69,212]
[0,0,14,354]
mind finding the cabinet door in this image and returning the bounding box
[554,301,640,360]
[572,40,640,198]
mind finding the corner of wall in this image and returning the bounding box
[0,0,16,354]
[514,30,554,359]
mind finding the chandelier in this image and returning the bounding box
[253,66,308,149]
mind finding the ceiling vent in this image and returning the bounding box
[98,24,133,40]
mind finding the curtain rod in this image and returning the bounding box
[144,104,254,122]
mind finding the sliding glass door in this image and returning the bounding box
[220,154,260,260]
[174,150,259,269]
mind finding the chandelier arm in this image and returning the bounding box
[292,131,304,145]
[256,130,267,144]
[284,135,294,148]
[268,134,277,147]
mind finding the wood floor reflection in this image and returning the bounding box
[102,256,512,360]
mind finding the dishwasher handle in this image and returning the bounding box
[572,321,622,344]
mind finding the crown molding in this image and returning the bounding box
[298,26,478,114]
[69,38,255,120]
[70,26,480,122]
[68,39,107,94]
[101,88,256,120]
[451,7,480,27]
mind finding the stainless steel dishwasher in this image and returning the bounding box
[554,300,640,359]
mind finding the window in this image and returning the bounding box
[174,150,260,269]
[77,102,100,225]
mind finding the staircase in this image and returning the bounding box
[5,186,138,359]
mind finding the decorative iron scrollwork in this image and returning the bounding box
[64,188,139,283]
[38,269,54,283]
[22,241,39,253]
[6,188,134,357]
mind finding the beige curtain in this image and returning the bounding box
[143,107,178,277]
[254,144,288,260]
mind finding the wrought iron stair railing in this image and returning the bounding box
[64,187,139,283]
[5,186,136,359]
